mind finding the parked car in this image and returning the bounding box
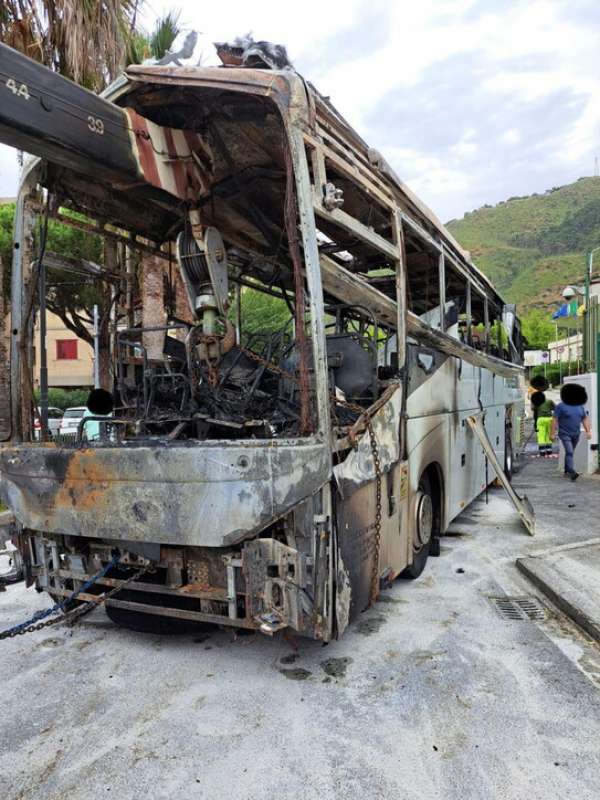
[59,406,87,439]
[33,406,63,439]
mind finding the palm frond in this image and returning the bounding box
[150,9,181,60]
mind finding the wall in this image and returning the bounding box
[33,312,94,389]
[548,332,583,364]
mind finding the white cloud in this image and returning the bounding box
[0,0,598,219]
[502,129,521,145]
[0,145,19,200]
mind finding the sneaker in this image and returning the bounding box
[570,471,580,481]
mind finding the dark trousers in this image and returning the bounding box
[559,433,580,474]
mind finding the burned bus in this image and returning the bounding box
[0,42,528,639]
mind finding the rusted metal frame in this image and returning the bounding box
[441,244,489,305]
[125,65,293,105]
[314,203,400,262]
[323,484,334,641]
[313,96,484,282]
[308,136,398,259]
[284,138,313,434]
[9,186,27,441]
[56,569,229,601]
[393,213,407,370]
[305,132,395,211]
[466,281,473,345]
[438,250,446,332]
[318,253,521,379]
[403,210,492,302]
[47,209,170,263]
[224,557,238,619]
[48,587,257,628]
[401,211,442,254]
[320,254,397,328]
[313,109,388,183]
[307,140,327,197]
[11,189,38,443]
[288,124,331,438]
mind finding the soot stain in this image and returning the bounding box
[321,657,352,678]
[280,653,300,665]
[356,615,386,636]
[279,667,312,681]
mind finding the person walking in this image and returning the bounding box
[531,391,554,456]
[552,383,592,481]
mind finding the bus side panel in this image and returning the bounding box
[335,481,378,621]
[405,412,451,534]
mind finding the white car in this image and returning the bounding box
[33,406,63,439]
[59,406,87,439]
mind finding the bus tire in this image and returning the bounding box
[401,473,435,580]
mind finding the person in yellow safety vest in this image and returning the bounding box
[531,390,555,456]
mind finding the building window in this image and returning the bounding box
[56,339,78,360]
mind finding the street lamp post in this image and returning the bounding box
[585,247,600,371]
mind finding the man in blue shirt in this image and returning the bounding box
[551,387,592,480]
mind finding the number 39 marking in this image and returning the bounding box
[6,77,30,99]
[87,116,105,135]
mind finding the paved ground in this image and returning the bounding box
[1,446,600,800]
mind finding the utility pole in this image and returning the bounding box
[38,256,49,440]
[585,247,600,370]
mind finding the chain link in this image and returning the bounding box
[0,563,152,640]
[366,420,383,605]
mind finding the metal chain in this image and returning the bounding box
[366,420,383,605]
[0,563,152,640]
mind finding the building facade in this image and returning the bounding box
[33,312,94,389]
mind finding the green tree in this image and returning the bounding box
[0,1,141,91]
[237,288,292,346]
[521,308,555,350]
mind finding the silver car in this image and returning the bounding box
[58,406,87,439]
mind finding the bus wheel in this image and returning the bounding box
[401,473,434,579]
[504,428,513,481]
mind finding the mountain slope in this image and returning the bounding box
[446,176,600,310]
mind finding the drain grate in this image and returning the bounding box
[489,596,547,621]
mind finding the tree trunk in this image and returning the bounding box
[174,267,194,326]
[141,253,166,361]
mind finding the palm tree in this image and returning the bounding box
[0,1,145,90]
[126,10,182,66]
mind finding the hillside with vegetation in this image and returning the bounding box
[447,176,600,314]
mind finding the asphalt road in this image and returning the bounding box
[1,452,600,800]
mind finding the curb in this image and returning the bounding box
[516,555,600,644]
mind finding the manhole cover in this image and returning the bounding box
[489,596,546,621]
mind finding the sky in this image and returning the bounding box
[0,0,599,221]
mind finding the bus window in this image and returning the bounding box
[470,289,487,351]
[445,261,469,339]
[405,242,442,328]
[488,302,507,359]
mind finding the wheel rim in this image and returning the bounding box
[415,490,433,549]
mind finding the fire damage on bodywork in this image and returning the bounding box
[0,42,409,640]
[0,39,523,638]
